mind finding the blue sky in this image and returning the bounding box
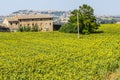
[0,0,120,16]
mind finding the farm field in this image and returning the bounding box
[0,24,120,80]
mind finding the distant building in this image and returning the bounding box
[116,22,120,24]
[2,14,53,32]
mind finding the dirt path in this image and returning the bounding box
[106,69,120,80]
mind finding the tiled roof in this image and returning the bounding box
[6,17,18,21]
[6,14,52,21]
[17,14,52,19]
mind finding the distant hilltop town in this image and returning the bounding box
[1,10,120,24]
[0,10,71,24]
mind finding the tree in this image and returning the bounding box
[60,4,99,34]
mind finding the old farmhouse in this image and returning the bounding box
[2,14,53,32]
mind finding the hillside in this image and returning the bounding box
[0,24,120,79]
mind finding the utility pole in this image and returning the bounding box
[77,8,80,39]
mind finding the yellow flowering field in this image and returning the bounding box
[0,24,120,80]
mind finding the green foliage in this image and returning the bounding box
[18,27,23,32]
[31,23,39,32]
[59,23,77,33]
[18,26,31,32]
[82,29,90,34]
[24,26,31,32]
[60,4,99,34]
[18,24,40,32]
[0,24,120,79]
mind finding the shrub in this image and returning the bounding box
[31,24,39,32]
[18,26,31,32]
[18,24,41,32]
[82,29,90,34]
[59,23,77,33]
